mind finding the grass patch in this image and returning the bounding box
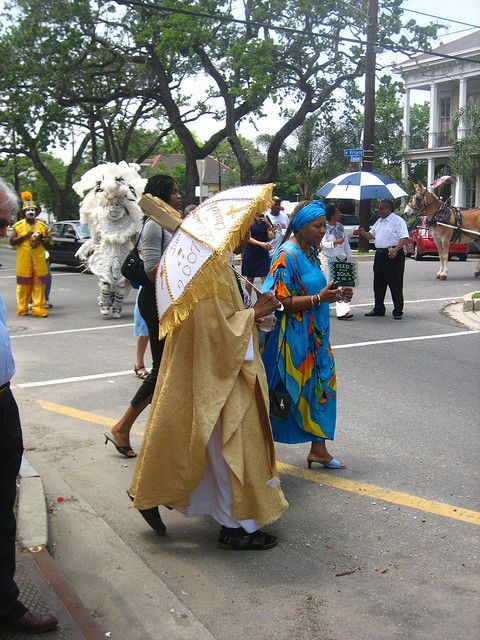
[472,292,480,299]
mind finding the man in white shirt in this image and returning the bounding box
[0,178,58,634]
[359,199,409,320]
[265,196,290,257]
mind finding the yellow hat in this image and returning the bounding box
[20,191,40,214]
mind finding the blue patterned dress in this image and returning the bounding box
[261,242,337,443]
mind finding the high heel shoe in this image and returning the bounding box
[127,492,166,535]
[307,457,346,469]
[104,433,137,458]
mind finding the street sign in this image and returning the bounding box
[350,155,362,163]
[344,148,364,157]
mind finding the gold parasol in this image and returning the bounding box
[139,184,273,338]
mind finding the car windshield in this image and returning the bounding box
[76,223,90,239]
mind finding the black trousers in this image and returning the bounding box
[0,388,27,623]
[130,282,165,407]
[372,249,405,315]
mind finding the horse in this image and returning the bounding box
[407,182,480,280]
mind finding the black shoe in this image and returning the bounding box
[393,312,403,320]
[1,610,59,633]
[218,526,278,550]
[127,492,166,535]
[364,310,385,317]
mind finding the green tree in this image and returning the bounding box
[450,103,480,182]
[409,102,429,150]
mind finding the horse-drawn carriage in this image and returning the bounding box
[407,183,480,280]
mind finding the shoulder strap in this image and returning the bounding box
[134,218,148,250]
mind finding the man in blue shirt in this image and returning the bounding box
[0,178,58,634]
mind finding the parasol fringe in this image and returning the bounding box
[217,184,273,255]
[158,183,273,338]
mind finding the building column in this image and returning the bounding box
[458,77,467,140]
[428,83,438,148]
[427,158,435,187]
[403,88,410,148]
[454,177,466,208]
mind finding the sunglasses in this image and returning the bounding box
[0,219,11,229]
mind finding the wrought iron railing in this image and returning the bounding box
[403,131,454,150]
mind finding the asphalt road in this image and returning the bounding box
[2,243,479,640]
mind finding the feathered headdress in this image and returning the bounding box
[20,191,40,213]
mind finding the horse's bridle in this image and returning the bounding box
[411,190,450,227]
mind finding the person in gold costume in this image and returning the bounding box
[129,236,288,550]
[9,192,50,317]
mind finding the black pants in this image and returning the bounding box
[0,388,27,623]
[130,282,165,407]
[372,249,405,315]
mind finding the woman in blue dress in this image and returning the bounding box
[261,200,353,469]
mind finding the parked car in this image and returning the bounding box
[339,213,368,248]
[404,216,468,261]
[48,220,90,267]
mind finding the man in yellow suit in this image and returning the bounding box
[9,192,50,317]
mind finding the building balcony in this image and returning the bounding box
[403,130,454,151]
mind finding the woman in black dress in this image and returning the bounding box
[241,214,274,294]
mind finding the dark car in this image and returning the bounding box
[48,220,90,267]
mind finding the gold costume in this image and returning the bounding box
[130,267,288,527]
[12,219,49,317]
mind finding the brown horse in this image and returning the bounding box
[408,182,480,280]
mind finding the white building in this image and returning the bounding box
[398,30,480,208]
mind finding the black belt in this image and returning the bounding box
[0,382,10,399]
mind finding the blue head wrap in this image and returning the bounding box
[291,200,326,232]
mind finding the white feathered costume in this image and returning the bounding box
[73,162,146,318]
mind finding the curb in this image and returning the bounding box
[18,457,49,550]
[463,291,480,313]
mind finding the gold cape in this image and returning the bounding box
[129,267,288,526]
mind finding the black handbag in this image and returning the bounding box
[268,319,291,420]
[121,220,151,287]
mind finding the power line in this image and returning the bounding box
[118,0,480,66]
[401,8,480,30]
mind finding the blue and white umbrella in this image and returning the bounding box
[317,171,407,201]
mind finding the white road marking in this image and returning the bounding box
[333,330,479,350]
[16,370,133,388]
[351,297,467,308]
[0,271,84,279]
[14,330,478,389]
[10,323,133,339]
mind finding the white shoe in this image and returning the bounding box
[111,308,122,319]
[100,305,110,315]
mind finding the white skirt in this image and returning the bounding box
[175,417,259,533]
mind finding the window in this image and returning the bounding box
[438,96,452,146]
[465,180,476,209]
[49,223,63,236]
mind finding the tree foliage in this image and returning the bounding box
[0,0,440,209]
[450,103,480,183]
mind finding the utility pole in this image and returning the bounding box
[358,0,378,252]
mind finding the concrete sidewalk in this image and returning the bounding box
[10,459,105,640]
[15,458,216,640]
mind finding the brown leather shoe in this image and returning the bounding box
[2,610,58,634]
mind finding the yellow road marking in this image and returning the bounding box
[37,400,480,526]
[36,400,144,435]
[277,462,480,526]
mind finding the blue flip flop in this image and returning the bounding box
[307,457,345,469]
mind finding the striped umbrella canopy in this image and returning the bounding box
[317,171,407,201]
